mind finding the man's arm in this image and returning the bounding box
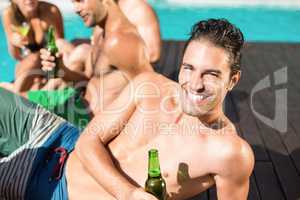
[74,73,157,200]
[2,8,22,60]
[214,139,254,200]
[132,2,161,63]
[119,0,161,63]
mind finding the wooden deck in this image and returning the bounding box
[154,41,300,200]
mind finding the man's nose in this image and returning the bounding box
[190,73,204,92]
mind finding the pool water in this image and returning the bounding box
[0,14,91,82]
[0,4,300,82]
[152,6,300,42]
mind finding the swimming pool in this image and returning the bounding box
[150,5,300,42]
[0,1,299,82]
[0,13,92,82]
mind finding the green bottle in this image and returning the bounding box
[46,26,59,79]
[145,149,167,200]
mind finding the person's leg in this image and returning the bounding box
[0,82,15,93]
[14,52,44,92]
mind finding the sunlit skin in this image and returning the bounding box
[72,0,108,27]
[178,39,239,123]
[66,0,161,115]
[40,0,154,116]
[63,39,254,200]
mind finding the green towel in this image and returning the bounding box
[27,87,90,129]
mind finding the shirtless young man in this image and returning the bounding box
[0,19,254,200]
[64,0,161,67]
[41,0,155,116]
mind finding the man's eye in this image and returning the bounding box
[183,65,193,70]
[206,72,219,77]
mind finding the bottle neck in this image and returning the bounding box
[148,149,162,178]
[47,26,56,44]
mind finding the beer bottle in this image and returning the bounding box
[145,149,167,200]
[46,26,59,79]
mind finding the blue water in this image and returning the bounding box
[1,6,300,82]
[0,14,91,82]
[150,5,300,42]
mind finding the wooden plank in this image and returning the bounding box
[290,121,300,141]
[208,186,217,200]
[254,162,285,200]
[246,49,300,200]
[153,40,170,75]
[254,123,300,200]
[278,44,300,140]
[252,45,300,175]
[160,40,181,81]
[228,91,269,161]
[248,175,261,200]
[230,43,270,162]
[256,43,300,176]
[173,41,186,82]
[280,126,300,175]
[188,175,260,200]
[236,43,300,199]
[256,114,300,198]
[232,96,269,161]
[279,43,300,88]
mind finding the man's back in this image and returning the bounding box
[66,72,253,200]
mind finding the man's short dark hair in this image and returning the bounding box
[184,18,244,76]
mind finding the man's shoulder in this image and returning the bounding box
[133,72,173,86]
[104,26,143,56]
[210,132,254,181]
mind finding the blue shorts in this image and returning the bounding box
[25,122,79,200]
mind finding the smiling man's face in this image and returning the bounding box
[72,0,108,27]
[178,39,234,118]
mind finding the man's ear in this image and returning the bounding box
[228,70,241,91]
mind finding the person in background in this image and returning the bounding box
[54,0,161,117]
[1,0,64,92]
[41,0,156,118]
[61,0,161,74]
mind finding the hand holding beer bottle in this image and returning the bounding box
[40,26,61,79]
[145,149,167,200]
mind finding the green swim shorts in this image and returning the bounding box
[0,87,37,156]
[27,87,90,130]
